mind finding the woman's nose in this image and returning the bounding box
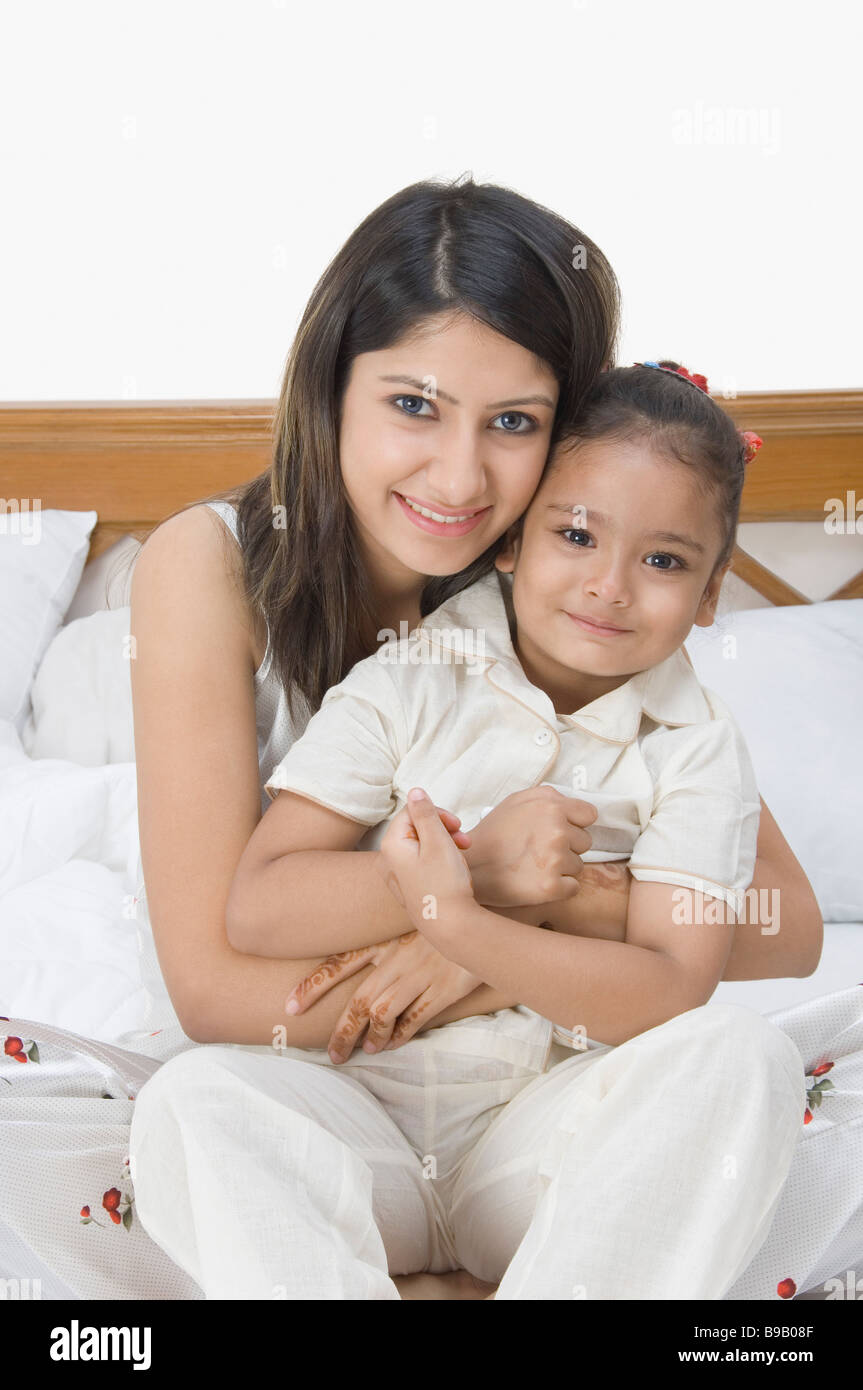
[421,431,486,507]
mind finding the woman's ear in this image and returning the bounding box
[494,524,522,574]
[693,560,732,627]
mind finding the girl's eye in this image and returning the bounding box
[559,528,593,547]
[645,552,686,572]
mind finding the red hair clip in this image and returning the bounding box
[673,365,709,394]
[638,361,709,394]
[740,430,763,466]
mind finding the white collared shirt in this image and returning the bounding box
[265,571,761,910]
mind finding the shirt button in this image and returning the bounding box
[534,729,553,746]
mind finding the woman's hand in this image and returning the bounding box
[464,785,598,908]
[284,929,484,1062]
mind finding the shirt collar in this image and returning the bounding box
[557,646,712,743]
[415,571,712,742]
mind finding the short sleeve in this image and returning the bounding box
[263,653,405,827]
[627,697,761,911]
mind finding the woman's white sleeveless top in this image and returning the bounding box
[205,499,310,814]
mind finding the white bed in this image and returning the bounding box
[0,505,861,1301]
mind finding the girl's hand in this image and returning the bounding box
[464,785,598,908]
[378,788,476,930]
[284,930,484,1062]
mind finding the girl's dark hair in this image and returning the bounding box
[556,360,746,575]
[143,176,621,721]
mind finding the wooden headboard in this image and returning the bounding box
[1,391,861,604]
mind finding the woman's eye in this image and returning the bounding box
[560,528,593,547]
[393,395,434,417]
[645,552,685,571]
[391,398,536,431]
[493,411,534,433]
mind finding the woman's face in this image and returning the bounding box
[338,310,559,592]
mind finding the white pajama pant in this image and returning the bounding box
[127,1001,807,1300]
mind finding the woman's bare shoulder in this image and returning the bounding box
[131,502,264,662]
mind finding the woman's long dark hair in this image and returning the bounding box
[142,176,621,721]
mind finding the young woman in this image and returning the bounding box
[123,181,844,1301]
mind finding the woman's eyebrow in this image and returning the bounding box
[544,503,706,553]
[378,375,555,410]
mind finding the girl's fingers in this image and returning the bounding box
[564,797,599,828]
[564,849,588,880]
[285,947,373,1015]
[558,873,582,900]
[567,826,594,857]
[434,805,471,848]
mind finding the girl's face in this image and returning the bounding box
[495,437,731,709]
[338,310,559,594]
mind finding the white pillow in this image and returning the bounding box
[684,599,863,922]
[21,606,136,765]
[0,507,97,734]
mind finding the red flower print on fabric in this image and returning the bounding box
[80,1158,135,1231]
[803,1059,835,1124]
[1,1034,41,1081]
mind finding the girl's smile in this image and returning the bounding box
[566,610,633,636]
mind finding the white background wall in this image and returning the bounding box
[4,0,862,601]
[2,0,861,400]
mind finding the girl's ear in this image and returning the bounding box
[693,560,732,627]
[494,524,522,574]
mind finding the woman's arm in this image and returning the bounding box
[130,507,519,1046]
[722,797,822,978]
[542,799,823,980]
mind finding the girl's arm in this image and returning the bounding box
[226,785,591,957]
[381,790,735,1047]
[130,507,519,1047]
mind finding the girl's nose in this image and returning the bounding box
[584,560,631,607]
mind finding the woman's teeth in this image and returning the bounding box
[402,497,481,524]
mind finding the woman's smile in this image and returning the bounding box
[393,489,493,538]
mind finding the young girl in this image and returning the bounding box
[126,364,817,1295]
